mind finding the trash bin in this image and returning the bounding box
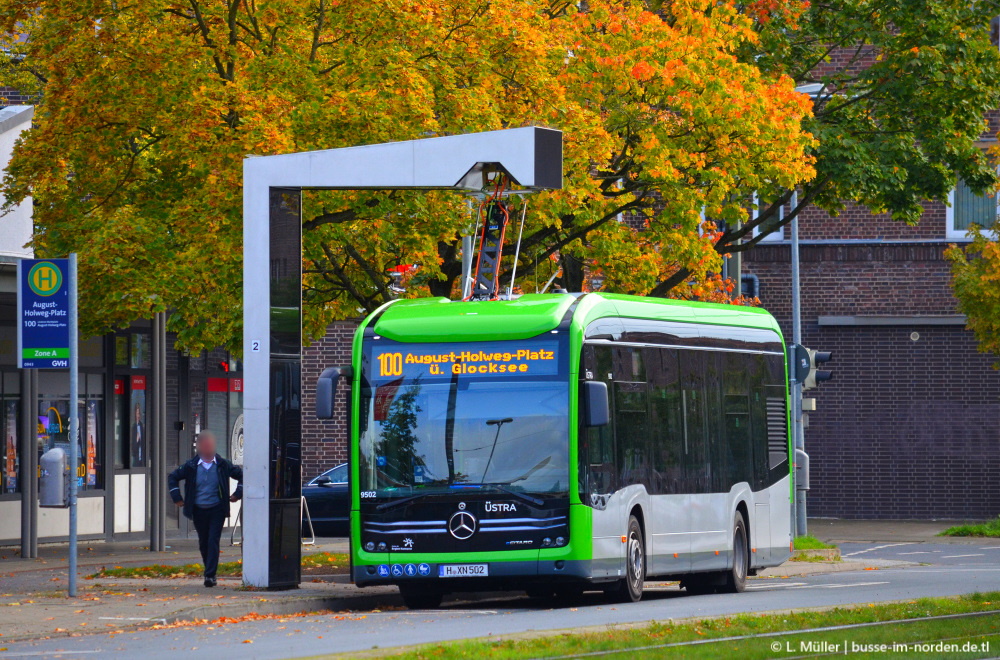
[40,447,69,508]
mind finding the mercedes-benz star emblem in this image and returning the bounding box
[448,511,477,540]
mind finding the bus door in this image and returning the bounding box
[580,344,622,579]
[580,412,621,578]
[647,346,692,574]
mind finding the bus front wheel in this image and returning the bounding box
[399,585,443,610]
[606,515,645,603]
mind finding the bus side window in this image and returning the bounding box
[647,347,682,495]
[749,355,770,490]
[680,350,710,494]
[705,352,728,493]
[723,352,752,487]
[614,379,650,492]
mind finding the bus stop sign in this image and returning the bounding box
[17,258,72,369]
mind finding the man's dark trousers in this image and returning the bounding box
[192,503,227,579]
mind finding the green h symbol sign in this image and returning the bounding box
[28,262,63,296]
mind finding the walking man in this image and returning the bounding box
[168,431,243,587]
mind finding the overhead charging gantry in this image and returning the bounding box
[241,127,562,589]
[464,171,529,301]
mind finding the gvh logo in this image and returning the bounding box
[484,501,517,513]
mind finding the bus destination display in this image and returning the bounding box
[372,340,559,380]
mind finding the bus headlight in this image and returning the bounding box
[555,536,566,547]
[542,538,552,547]
[365,541,375,552]
[377,541,387,552]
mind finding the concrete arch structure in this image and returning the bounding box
[242,127,563,588]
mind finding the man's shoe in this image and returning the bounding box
[204,577,217,588]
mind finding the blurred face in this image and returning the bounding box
[134,405,141,423]
[197,432,217,460]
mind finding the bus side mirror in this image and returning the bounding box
[316,366,352,419]
[581,380,610,427]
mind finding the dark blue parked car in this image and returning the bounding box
[302,463,349,537]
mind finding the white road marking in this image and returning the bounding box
[911,568,1000,572]
[0,653,103,657]
[824,581,890,589]
[745,582,808,590]
[981,546,1000,550]
[896,551,933,555]
[941,554,985,559]
[787,581,890,590]
[841,542,913,557]
[435,610,499,615]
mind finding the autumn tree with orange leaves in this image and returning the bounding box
[0,0,816,351]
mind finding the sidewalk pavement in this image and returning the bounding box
[0,519,970,643]
[0,537,403,644]
[807,518,984,544]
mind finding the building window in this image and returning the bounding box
[752,193,785,243]
[947,179,998,240]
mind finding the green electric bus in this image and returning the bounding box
[315,292,793,609]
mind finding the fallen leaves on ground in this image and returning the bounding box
[148,608,363,631]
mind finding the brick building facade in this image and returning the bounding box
[743,202,1000,520]
[301,322,356,476]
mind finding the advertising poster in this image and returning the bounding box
[86,400,98,486]
[4,400,15,493]
[130,376,146,467]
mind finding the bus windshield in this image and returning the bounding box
[358,337,569,499]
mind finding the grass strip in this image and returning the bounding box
[793,535,836,550]
[88,552,348,579]
[354,592,1000,660]
[940,517,1000,537]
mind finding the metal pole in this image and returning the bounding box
[506,201,528,299]
[461,235,473,300]
[68,253,78,597]
[150,312,166,552]
[150,316,158,552]
[732,218,742,299]
[28,368,37,559]
[789,193,807,538]
[19,368,35,558]
[157,313,166,551]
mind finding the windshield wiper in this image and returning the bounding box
[375,493,434,512]
[481,483,545,508]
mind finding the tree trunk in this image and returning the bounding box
[558,253,586,292]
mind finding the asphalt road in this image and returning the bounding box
[3,544,1000,660]
[838,541,1000,566]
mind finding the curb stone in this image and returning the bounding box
[791,548,841,561]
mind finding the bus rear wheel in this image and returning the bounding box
[606,515,645,603]
[399,585,443,610]
[719,512,749,594]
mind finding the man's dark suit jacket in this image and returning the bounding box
[168,455,243,520]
